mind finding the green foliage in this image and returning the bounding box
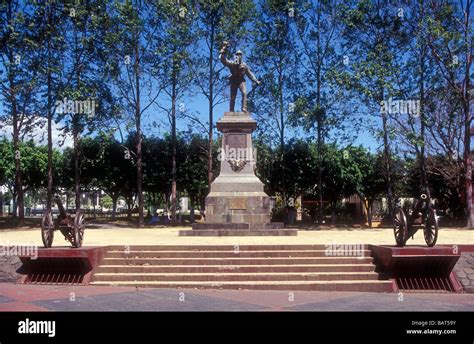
[99,195,113,209]
[256,139,314,200]
[0,138,61,193]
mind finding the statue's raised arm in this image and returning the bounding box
[219,41,233,67]
[219,41,260,113]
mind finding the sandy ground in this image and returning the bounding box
[0,226,472,246]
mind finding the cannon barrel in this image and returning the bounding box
[412,193,428,216]
[54,195,68,220]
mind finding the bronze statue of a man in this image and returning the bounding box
[220,41,260,113]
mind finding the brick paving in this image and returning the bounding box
[0,283,472,311]
[453,252,474,293]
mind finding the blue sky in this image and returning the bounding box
[137,80,380,152]
[0,82,380,152]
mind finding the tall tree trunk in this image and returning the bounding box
[171,54,178,225]
[190,197,195,223]
[46,5,53,211]
[73,124,81,212]
[92,192,96,219]
[331,202,336,225]
[127,195,132,220]
[464,105,472,228]
[418,1,430,200]
[380,87,393,217]
[316,0,323,226]
[278,65,286,205]
[207,22,215,191]
[73,47,82,213]
[6,0,24,225]
[12,101,24,225]
[12,195,17,217]
[0,187,3,216]
[463,1,473,228]
[367,199,373,228]
[134,39,144,228]
[317,118,323,224]
[112,194,118,220]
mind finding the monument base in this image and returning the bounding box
[178,230,297,236]
[192,222,285,230]
[186,110,292,237]
[178,222,296,236]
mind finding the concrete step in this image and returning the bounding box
[178,229,297,236]
[105,245,366,251]
[100,257,374,266]
[92,271,380,282]
[90,245,390,292]
[95,264,376,274]
[89,280,394,292]
[104,250,372,259]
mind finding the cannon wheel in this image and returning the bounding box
[72,210,85,248]
[424,207,438,247]
[393,208,408,247]
[41,209,54,248]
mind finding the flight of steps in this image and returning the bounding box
[90,245,393,292]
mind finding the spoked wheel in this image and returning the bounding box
[41,209,54,248]
[424,207,438,247]
[72,210,85,248]
[393,208,408,247]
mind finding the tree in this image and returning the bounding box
[153,0,195,224]
[340,0,408,216]
[319,144,353,224]
[291,0,358,224]
[425,0,474,227]
[0,0,41,224]
[0,138,60,210]
[258,139,314,203]
[100,137,136,219]
[250,0,301,205]
[57,0,113,213]
[142,135,172,212]
[180,133,211,221]
[99,195,113,210]
[27,0,94,216]
[103,0,163,227]
[347,147,386,227]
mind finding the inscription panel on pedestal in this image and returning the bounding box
[229,197,247,210]
[225,134,247,161]
[226,134,246,148]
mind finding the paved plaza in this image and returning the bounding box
[0,283,472,312]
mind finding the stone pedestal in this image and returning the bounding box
[179,111,295,237]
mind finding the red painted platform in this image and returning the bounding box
[18,246,107,285]
[369,245,462,292]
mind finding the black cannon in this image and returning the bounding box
[41,195,85,248]
[392,193,438,247]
